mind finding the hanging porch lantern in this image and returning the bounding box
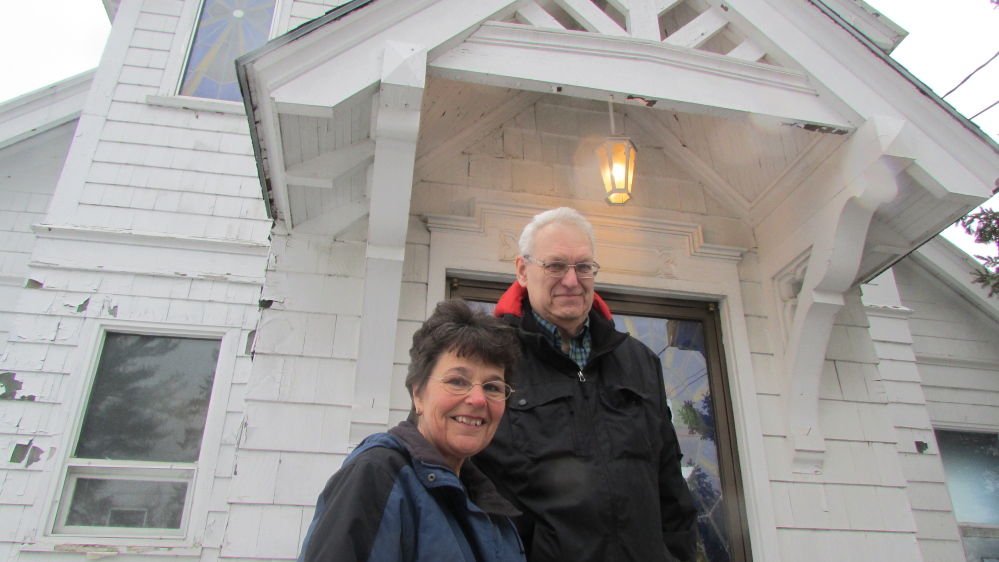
[596,136,636,205]
[595,99,636,205]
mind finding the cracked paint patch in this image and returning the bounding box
[77,298,90,313]
[11,439,44,467]
[24,279,43,289]
[54,545,120,556]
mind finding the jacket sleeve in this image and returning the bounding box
[654,357,700,562]
[300,456,405,562]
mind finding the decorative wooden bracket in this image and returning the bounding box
[352,41,427,443]
[779,117,909,473]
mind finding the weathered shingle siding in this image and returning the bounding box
[863,268,967,561]
[0,123,75,356]
[225,227,362,557]
[0,0,277,557]
[762,288,922,560]
[891,259,999,562]
[893,259,999,428]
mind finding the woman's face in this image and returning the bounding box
[413,350,507,473]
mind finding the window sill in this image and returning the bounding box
[20,540,202,557]
[962,525,999,538]
[145,95,246,115]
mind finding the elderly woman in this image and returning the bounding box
[298,300,525,562]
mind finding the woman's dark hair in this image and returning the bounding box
[406,300,520,418]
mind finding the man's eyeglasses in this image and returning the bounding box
[524,256,601,279]
[430,374,515,401]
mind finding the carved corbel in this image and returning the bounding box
[783,155,902,473]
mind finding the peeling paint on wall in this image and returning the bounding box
[0,371,35,400]
[10,439,43,467]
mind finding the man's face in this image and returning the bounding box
[517,223,595,335]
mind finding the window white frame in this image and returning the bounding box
[42,319,240,545]
[148,0,291,114]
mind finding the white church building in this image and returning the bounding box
[1,0,998,560]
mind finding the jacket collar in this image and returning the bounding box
[388,421,521,517]
[493,281,612,321]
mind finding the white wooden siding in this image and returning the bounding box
[0,123,73,355]
[862,268,966,561]
[893,259,999,431]
[761,291,922,560]
[0,0,271,558]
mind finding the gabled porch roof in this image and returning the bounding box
[237,0,998,272]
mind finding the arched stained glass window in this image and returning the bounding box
[179,0,276,102]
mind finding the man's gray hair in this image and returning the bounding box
[519,207,596,256]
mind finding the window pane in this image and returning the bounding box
[179,0,276,101]
[75,334,221,463]
[66,478,187,529]
[936,430,999,526]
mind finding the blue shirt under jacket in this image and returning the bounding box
[298,420,526,562]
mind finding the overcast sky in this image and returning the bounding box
[1,0,997,255]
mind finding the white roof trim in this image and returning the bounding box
[816,0,907,54]
[0,69,93,150]
[910,235,999,323]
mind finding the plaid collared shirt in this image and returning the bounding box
[532,310,592,369]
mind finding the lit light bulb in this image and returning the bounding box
[612,163,625,183]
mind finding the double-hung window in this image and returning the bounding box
[53,332,222,536]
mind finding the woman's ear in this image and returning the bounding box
[412,389,424,416]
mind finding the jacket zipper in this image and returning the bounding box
[578,371,586,382]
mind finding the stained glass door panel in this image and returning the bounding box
[614,314,730,562]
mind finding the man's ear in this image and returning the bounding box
[516,256,528,287]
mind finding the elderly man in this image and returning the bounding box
[474,207,698,562]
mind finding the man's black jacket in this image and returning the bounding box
[474,283,698,561]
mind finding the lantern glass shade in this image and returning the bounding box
[596,137,636,205]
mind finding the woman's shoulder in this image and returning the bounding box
[341,433,412,477]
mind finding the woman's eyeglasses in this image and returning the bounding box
[430,374,515,401]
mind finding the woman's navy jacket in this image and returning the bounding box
[298,420,526,562]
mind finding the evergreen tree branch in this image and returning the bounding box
[959,208,999,296]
